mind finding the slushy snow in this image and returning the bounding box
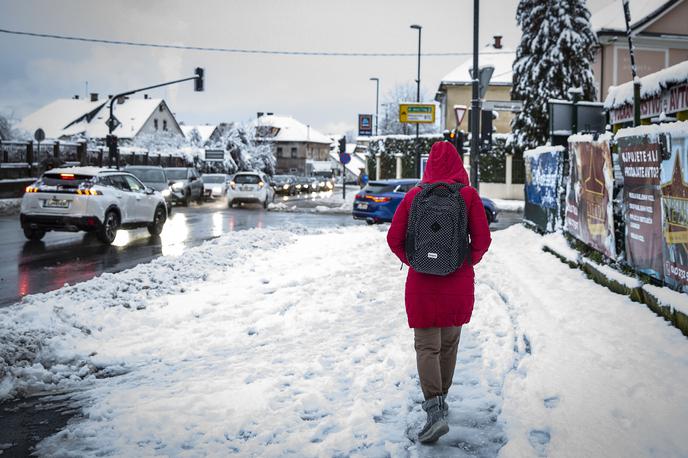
[1,225,687,457]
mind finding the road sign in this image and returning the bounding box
[358,114,373,136]
[34,128,45,142]
[399,103,436,124]
[339,152,351,165]
[482,100,523,112]
[106,115,121,131]
[453,105,467,126]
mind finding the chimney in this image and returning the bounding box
[144,94,149,99]
[267,112,274,116]
[108,94,113,99]
[257,112,264,118]
[90,93,98,102]
[493,35,503,49]
[73,95,80,100]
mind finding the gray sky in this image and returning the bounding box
[0,0,614,134]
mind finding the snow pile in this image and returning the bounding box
[523,145,565,159]
[605,61,688,109]
[581,258,643,289]
[643,284,688,317]
[0,198,21,216]
[269,191,355,215]
[541,231,580,264]
[492,199,525,213]
[1,225,687,456]
[614,121,688,140]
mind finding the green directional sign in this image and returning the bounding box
[399,103,435,124]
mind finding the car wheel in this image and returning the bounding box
[263,197,269,209]
[183,191,191,207]
[366,219,374,226]
[197,187,204,204]
[97,210,119,245]
[23,228,46,241]
[147,205,167,236]
[228,199,234,208]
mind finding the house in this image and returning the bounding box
[591,0,688,101]
[18,94,184,142]
[180,124,221,146]
[435,36,516,134]
[253,114,333,175]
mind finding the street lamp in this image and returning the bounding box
[410,24,422,177]
[369,77,380,136]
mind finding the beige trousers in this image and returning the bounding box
[413,326,462,400]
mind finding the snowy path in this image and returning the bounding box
[1,225,687,456]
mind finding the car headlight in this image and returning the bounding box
[283,184,289,190]
[172,182,184,191]
[229,181,236,189]
[161,189,171,197]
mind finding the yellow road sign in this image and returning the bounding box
[399,103,436,124]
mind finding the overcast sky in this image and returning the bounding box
[1,0,614,134]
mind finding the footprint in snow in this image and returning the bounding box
[528,429,551,457]
[544,396,560,408]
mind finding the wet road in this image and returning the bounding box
[0,199,360,307]
[0,198,522,307]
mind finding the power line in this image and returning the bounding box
[0,28,513,58]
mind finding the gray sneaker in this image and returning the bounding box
[418,396,449,444]
[442,394,449,418]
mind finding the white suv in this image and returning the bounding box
[227,172,274,209]
[20,166,168,244]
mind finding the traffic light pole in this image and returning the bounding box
[107,71,203,169]
[469,0,481,191]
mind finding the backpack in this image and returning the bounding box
[404,182,469,276]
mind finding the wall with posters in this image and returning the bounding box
[523,146,565,232]
[565,133,616,259]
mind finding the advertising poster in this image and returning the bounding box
[617,134,664,279]
[661,130,688,292]
[524,146,564,232]
[565,135,616,258]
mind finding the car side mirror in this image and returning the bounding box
[145,187,155,195]
[189,176,197,182]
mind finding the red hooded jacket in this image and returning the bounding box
[386,141,492,328]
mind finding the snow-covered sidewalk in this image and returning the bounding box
[1,225,687,456]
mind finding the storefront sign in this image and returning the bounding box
[610,83,688,124]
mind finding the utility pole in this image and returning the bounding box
[622,0,641,127]
[411,24,422,177]
[370,77,380,136]
[469,0,480,190]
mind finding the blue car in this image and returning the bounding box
[353,179,499,225]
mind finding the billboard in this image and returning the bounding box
[358,114,373,136]
[661,130,688,292]
[524,146,565,232]
[617,135,664,279]
[565,134,616,258]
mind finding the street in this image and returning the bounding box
[0,196,521,307]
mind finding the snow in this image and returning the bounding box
[491,199,524,212]
[180,124,217,144]
[582,258,643,289]
[643,284,688,317]
[0,198,21,216]
[541,231,581,264]
[2,225,688,456]
[329,150,366,176]
[591,0,675,32]
[568,131,614,144]
[253,115,332,144]
[440,45,516,85]
[604,61,688,109]
[614,120,688,139]
[17,99,103,139]
[523,145,565,159]
[269,190,355,214]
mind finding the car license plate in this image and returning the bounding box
[356,202,368,210]
[44,198,70,208]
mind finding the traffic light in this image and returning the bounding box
[338,136,346,154]
[194,67,205,92]
[481,110,496,146]
[455,130,465,156]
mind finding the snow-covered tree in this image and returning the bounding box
[0,111,29,141]
[511,0,598,151]
[210,123,275,175]
[187,127,204,148]
[378,83,437,135]
[132,130,187,154]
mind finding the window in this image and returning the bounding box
[234,174,261,184]
[123,174,144,192]
[163,120,168,131]
[291,147,297,159]
[109,175,131,191]
[159,105,164,112]
[154,119,159,130]
[277,147,283,158]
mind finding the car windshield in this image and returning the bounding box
[128,169,166,183]
[234,174,261,184]
[364,182,396,194]
[202,175,225,183]
[165,169,187,180]
[273,175,292,183]
[40,172,94,189]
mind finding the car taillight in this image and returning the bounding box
[366,195,391,203]
[355,193,362,199]
[60,173,75,180]
[25,186,38,193]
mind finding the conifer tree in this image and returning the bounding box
[512,0,598,150]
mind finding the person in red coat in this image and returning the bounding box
[386,141,491,443]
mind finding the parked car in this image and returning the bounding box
[271,175,297,196]
[125,165,172,211]
[20,167,168,244]
[227,172,274,208]
[201,173,230,200]
[352,179,499,225]
[294,176,313,193]
[164,167,204,206]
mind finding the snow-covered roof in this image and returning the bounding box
[604,60,688,109]
[328,150,366,175]
[181,125,218,143]
[253,115,332,144]
[440,44,515,86]
[19,97,179,140]
[591,0,681,33]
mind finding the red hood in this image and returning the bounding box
[421,141,469,185]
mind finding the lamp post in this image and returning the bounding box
[410,24,422,178]
[369,77,380,136]
[469,0,480,190]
